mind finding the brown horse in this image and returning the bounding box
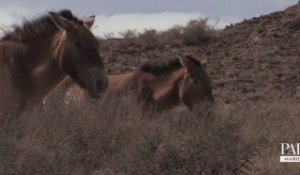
[0,9,108,117]
[106,55,213,111]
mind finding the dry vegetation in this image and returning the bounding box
[1,3,300,175]
[0,24,12,34]
[100,18,218,54]
[0,92,300,175]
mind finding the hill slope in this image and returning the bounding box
[104,3,300,105]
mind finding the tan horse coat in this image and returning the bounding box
[0,9,108,118]
[106,55,213,111]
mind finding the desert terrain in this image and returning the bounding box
[0,3,300,175]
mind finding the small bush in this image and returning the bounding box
[114,18,217,50]
[137,29,163,50]
[0,24,12,34]
[161,25,184,47]
[119,29,137,39]
[182,18,216,45]
[119,29,138,46]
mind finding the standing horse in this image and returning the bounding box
[0,9,108,118]
[107,55,213,111]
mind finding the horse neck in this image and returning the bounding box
[22,31,66,106]
[152,69,184,109]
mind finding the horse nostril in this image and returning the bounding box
[97,79,102,88]
[96,78,107,92]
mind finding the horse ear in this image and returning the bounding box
[83,15,95,29]
[201,59,208,70]
[49,12,73,31]
[178,56,194,71]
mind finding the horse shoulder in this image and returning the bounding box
[0,42,29,117]
[0,42,27,72]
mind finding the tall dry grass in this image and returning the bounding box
[0,87,299,174]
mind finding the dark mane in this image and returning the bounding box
[139,57,183,75]
[139,55,202,75]
[1,9,83,42]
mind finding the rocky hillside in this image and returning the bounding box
[103,3,300,105]
[211,3,300,103]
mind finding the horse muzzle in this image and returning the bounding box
[85,68,108,99]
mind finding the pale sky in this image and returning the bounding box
[0,0,298,37]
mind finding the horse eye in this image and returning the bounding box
[192,79,200,85]
[74,42,84,48]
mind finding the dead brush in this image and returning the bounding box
[137,29,164,50]
[161,25,184,47]
[118,29,139,49]
[0,86,298,175]
[182,18,217,45]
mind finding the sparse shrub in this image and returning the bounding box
[137,29,163,50]
[0,86,298,174]
[103,32,115,40]
[164,25,184,39]
[119,29,137,39]
[182,18,216,45]
[112,17,217,50]
[0,24,12,34]
[119,29,138,47]
[104,17,218,51]
[161,25,184,47]
[108,104,247,175]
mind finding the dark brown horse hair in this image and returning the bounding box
[1,9,83,42]
[139,55,202,76]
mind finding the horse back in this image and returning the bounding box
[107,70,155,99]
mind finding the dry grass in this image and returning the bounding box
[0,88,299,174]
